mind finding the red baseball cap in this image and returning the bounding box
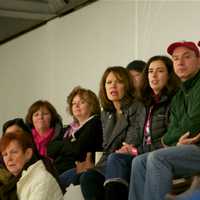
[167,41,200,56]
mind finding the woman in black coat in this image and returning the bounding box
[47,86,103,189]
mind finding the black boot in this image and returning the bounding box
[104,182,128,200]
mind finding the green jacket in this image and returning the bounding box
[163,70,200,146]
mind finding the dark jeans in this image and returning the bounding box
[105,153,133,186]
[80,169,105,200]
[59,168,77,189]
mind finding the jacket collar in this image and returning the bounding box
[181,70,200,93]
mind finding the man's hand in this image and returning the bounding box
[177,132,200,146]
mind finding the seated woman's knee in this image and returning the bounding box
[107,153,121,164]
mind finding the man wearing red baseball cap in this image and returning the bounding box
[128,41,200,200]
[167,41,200,56]
[167,41,200,82]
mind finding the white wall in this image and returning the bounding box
[136,0,200,59]
[0,0,135,127]
[0,0,200,128]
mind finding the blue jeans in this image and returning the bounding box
[105,153,133,186]
[128,145,200,200]
[59,168,77,189]
[178,190,200,200]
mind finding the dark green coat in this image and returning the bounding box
[163,70,200,146]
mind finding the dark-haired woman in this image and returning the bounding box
[79,66,141,200]
[25,100,63,157]
[2,118,31,134]
[103,56,180,200]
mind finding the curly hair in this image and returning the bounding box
[67,86,101,119]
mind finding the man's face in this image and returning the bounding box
[172,46,200,81]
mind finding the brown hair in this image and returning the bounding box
[67,86,101,119]
[99,66,135,111]
[25,100,61,128]
[0,131,34,154]
[141,55,180,105]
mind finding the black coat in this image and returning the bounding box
[47,115,103,174]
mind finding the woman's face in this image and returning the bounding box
[2,140,32,176]
[148,60,169,95]
[105,72,125,103]
[129,70,143,90]
[32,106,52,132]
[72,94,91,122]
